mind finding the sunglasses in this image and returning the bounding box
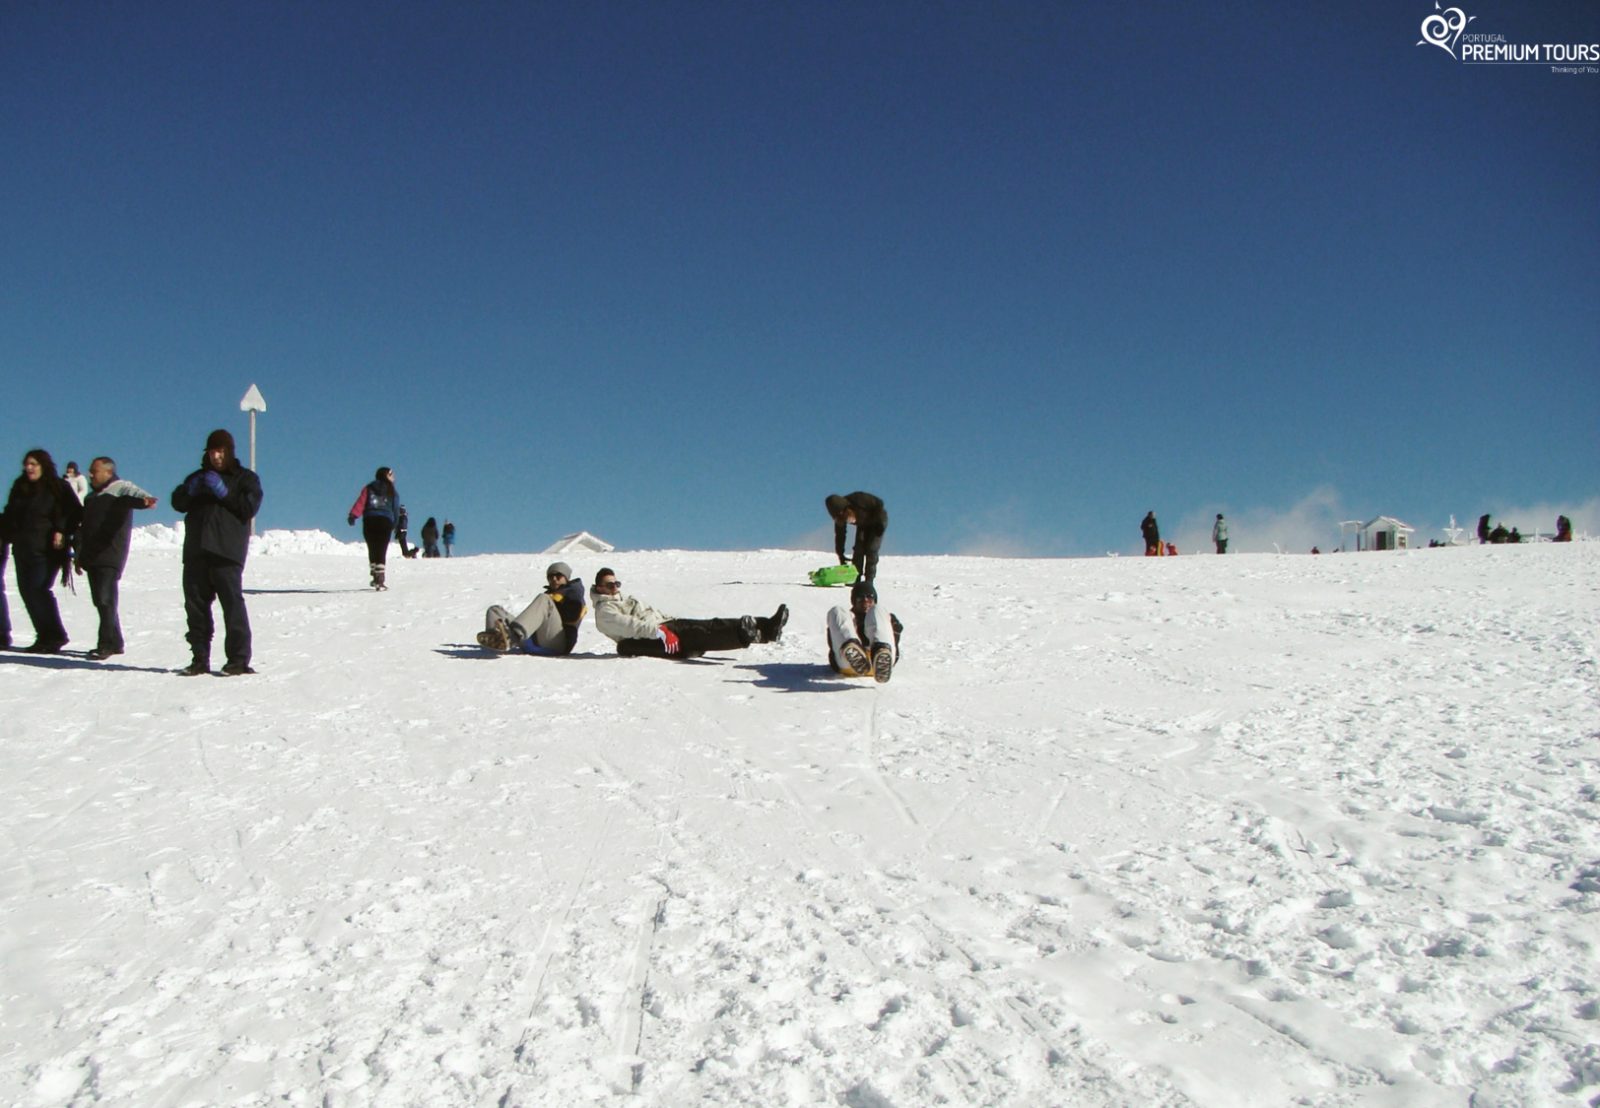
[596,579,621,588]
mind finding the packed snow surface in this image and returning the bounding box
[1,541,1596,1107]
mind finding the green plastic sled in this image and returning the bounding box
[808,564,860,587]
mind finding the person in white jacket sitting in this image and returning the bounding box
[589,568,787,659]
[827,579,902,683]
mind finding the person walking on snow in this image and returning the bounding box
[348,467,400,589]
[827,579,902,683]
[75,457,157,660]
[477,562,587,655]
[1212,513,1228,554]
[826,491,888,584]
[2,450,81,653]
[442,520,455,557]
[63,462,88,504]
[1141,511,1161,556]
[395,504,414,558]
[420,517,441,558]
[589,568,788,659]
[171,429,262,676]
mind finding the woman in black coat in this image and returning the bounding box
[347,467,400,589]
[1,449,82,652]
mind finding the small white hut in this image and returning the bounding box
[1340,516,1414,552]
[543,531,615,555]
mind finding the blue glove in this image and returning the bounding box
[202,471,228,497]
[185,473,205,495]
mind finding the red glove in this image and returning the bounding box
[657,626,680,655]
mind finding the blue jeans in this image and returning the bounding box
[0,543,11,645]
[15,551,68,646]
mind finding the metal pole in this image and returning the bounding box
[250,409,257,536]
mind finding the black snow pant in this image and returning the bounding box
[616,617,752,659]
[1215,540,1227,554]
[852,531,883,583]
[86,566,125,654]
[395,528,412,557]
[363,517,394,565]
[15,551,67,646]
[183,554,251,668]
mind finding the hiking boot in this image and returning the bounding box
[177,661,210,676]
[505,622,526,651]
[838,639,871,678]
[218,662,257,676]
[765,603,789,643]
[477,620,511,652]
[370,563,387,590]
[740,614,761,645]
[86,648,123,661]
[25,640,65,654]
[871,643,894,684]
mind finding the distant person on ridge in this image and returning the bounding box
[442,520,455,557]
[477,562,586,655]
[420,517,441,558]
[171,429,262,676]
[395,504,414,558]
[589,568,787,660]
[63,461,88,504]
[1477,514,1491,544]
[826,492,887,583]
[1488,523,1510,544]
[348,466,400,590]
[1141,511,1161,556]
[75,457,157,660]
[2,449,82,653]
[826,579,902,683]
[1212,513,1228,554]
[1554,515,1572,542]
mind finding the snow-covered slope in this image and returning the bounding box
[1,542,1595,1106]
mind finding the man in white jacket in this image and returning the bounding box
[589,568,787,659]
[1212,513,1229,554]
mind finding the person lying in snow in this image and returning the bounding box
[589,567,787,659]
[477,562,586,655]
[826,579,902,684]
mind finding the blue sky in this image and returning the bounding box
[2,1,1595,556]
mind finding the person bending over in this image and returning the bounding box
[590,568,787,659]
[827,579,902,684]
[826,491,887,583]
[478,562,586,655]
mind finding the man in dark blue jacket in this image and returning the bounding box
[171,429,263,676]
[477,562,586,655]
[75,457,158,660]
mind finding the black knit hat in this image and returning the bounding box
[851,579,877,603]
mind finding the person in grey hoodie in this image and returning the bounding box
[75,457,158,659]
[1212,513,1228,554]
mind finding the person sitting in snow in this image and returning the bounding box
[826,579,902,684]
[477,561,586,655]
[589,568,787,659]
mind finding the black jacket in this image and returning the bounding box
[833,491,888,561]
[171,465,262,565]
[2,475,81,559]
[77,483,149,570]
[1141,514,1161,545]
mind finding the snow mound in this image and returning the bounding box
[129,522,184,549]
[250,529,365,556]
[129,524,364,556]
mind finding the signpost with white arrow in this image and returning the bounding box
[240,384,266,535]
